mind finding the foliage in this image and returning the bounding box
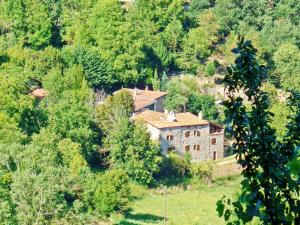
[104,116,162,185]
[152,69,160,91]
[191,162,214,183]
[205,61,217,77]
[46,65,96,160]
[124,122,162,185]
[164,78,189,112]
[94,169,130,216]
[157,153,191,179]
[11,130,68,224]
[269,101,292,141]
[1,0,300,222]
[187,93,219,121]
[95,89,134,135]
[273,43,300,92]
[217,37,300,224]
[73,46,117,89]
[1,0,52,49]
[179,10,219,73]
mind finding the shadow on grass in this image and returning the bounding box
[152,176,191,188]
[117,210,164,224]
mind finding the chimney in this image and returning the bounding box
[166,111,176,122]
[198,111,203,120]
[134,87,138,98]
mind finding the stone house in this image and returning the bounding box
[134,110,224,162]
[115,88,167,114]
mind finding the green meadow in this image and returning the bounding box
[112,176,241,225]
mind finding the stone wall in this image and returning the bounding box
[143,121,224,162]
[155,96,165,112]
[208,133,224,161]
[146,123,160,141]
[158,125,224,162]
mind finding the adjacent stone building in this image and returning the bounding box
[134,110,224,162]
[115,88,167,114]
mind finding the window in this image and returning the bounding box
[194,131,200,136]
[185,131,190,137]
[147,104,155,110]
[167,135,174,141]
[167,146,175,153]
[193,145,200,151]
[185,145,190,152]
[211,138,217,145]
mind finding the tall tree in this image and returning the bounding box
[1,0,52,49]
[217,37,300,224]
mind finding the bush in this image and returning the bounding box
[191,162,214,184]
[94,169,131,216]
[157,153,191,179]
[205,61,216,77]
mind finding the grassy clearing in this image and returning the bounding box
[112,176,241,225]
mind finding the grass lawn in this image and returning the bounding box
[112,176,241,225]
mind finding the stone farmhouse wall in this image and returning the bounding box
[146,123,224,162]
[209,133,224,161]
[154,96,165,112]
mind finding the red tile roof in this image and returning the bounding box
[30,88,47,99]
[114,88,167,111]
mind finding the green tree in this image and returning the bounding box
[60,0,94,45]
[217,37,300,224]
[179,10,219,73]
[189,0,212,22]
[95,90,134,136]
[273,43,300,92]
[214,0,241,32]
[152,69,160,91]
[125,122,162,184]
[1,0,52,49]
[57,138,88,175]
[0,143,23,225]
[46,65,96,160]
[11,130,68,224]
[164,79,189,112]
[101,106,162,184]
[259,19,300,55]
[269,101,292,140]
[73,46,117,89]
[94,169,130,216]
[187,93,219,121]
[205,61,217,77]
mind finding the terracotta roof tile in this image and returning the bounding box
[134,99,156,111]
[122,88,167,100]
[30,88,47,99]
[114,88,167,111]
[134,110,209,129]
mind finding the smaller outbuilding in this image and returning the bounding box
[114,88,167,114]
[30,88,47,99]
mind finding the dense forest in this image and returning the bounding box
[0,0,300,224]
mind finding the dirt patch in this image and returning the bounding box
[213,160,242,178]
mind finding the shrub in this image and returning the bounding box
[94,169,130,216]
[191,162,214,184]
[205,61,216,77]
[157,153,191,179]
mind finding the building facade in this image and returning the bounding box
[134,110,224,162]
